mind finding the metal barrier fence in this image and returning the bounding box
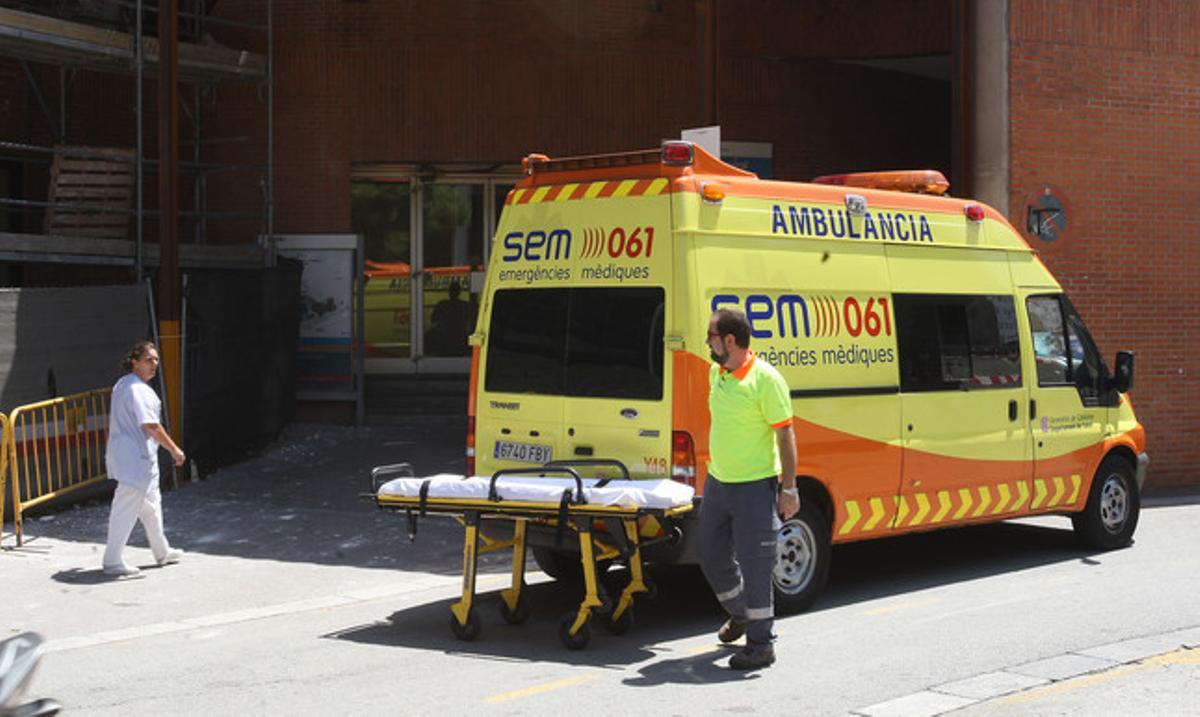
[3,389,111,546]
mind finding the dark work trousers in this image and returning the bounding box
[697,474,781,646]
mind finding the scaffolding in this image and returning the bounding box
[0,1,272,272]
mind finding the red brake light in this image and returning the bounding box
[662,141,694,166]
[671,430,696,486]
[964,203,986,221]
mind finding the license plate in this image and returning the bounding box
[493,440,552,464]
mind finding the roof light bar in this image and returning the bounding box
[520,149,661,176]
[812,170,950,196]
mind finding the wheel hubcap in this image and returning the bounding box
[1099,475,1129,533]
[774,520,816,594]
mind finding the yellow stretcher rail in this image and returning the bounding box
[371,460,693,649]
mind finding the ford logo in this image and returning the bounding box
[620,408,639,420]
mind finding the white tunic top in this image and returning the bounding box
[105,372,162,491]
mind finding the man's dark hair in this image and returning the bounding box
[712,308,751,348]
[121,340,157,372]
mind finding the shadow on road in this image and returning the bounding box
[324,519,1117,671]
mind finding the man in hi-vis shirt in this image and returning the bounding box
[698,308,799,670]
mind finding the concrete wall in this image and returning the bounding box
[1009,0,1200,487]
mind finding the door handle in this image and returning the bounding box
[1029,399,1037,420]
[1008,399,1018,421]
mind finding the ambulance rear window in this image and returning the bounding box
[485,287,665,400]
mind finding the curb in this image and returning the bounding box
[851,625,1200,717]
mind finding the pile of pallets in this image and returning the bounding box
[45,145,135,239]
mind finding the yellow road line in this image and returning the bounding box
[485,674,599,704]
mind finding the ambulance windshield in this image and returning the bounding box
[485,287,665,400]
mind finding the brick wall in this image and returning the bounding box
[264,0,949,234]
[1009,0,1200,487]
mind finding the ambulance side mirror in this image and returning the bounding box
[1111,351,1135,394]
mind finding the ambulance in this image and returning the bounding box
[465,141,1147,614]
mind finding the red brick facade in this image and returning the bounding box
[1009,0,1200,487]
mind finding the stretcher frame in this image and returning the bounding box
[370,460,693,649]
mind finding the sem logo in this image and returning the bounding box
[500,229,572,262]
[712,294,893,339]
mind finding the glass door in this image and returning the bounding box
[353,175,516,375]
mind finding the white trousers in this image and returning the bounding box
[103,479,172,568]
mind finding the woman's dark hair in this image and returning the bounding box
[121,340,157,372]
[713,308,752,348]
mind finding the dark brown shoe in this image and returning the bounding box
[729,644,776,670]
[718,617,746,644]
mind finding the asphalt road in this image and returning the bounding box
[4,421,1198,715]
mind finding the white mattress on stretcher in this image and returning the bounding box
[377,474,695,510]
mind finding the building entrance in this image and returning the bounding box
[352,173,515,374]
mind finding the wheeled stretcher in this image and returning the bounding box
[370,460,694,649]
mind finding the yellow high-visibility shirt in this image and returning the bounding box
[707,350,793,483]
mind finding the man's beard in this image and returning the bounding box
[710,349,726,365]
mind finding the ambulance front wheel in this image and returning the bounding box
[450,607,482,641]
[772,500,831,616]
[1072,456,1139,550]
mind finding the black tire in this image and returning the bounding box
[498,593,530,625]
[531,546,611,584]
[449,607,482,641]
[558,612,591,650]
[772,499,832,615]
[603,606,634,635]
[1072,456,1139,549]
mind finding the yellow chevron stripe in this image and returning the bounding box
[583,182,606,199]
[555,183,580,202]
[912,493,931,526]
[1049,476,1066,507]
[611,179,639,198]
[511,188,529,204]
[993,483,1011,515]
[839,500,862,536]
[972,486,992,517]
[1031,478,1048,509]
[893,496,910,527]
[530,186,552,203]
[1013,481,1030,511]
[932,490,952,523]
[863,497,887,531]
[645,177,669,195]
[954,488,973,520]
[1067,474,1082,505]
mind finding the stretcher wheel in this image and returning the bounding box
[499,595,530,625]
[603,607,634,635]
[640,579,658,601]
[449,607,482,641]
[558,613,591,650]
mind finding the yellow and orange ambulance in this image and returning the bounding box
[465,142,1146,613]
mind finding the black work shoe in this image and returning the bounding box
[729,644,776,670]
[718,618,747,644]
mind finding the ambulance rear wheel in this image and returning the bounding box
[772,500,831,615]
[1072,456,1139,550]
[532,547,611,583]
[449,607,482,641]
[558,613,591,650]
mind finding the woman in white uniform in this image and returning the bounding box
[102,341,186,576]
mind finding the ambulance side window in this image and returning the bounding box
[895,294,1022,392]
[1028,294,1108,405]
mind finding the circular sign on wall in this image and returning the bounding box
[1023,184,1070,243]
